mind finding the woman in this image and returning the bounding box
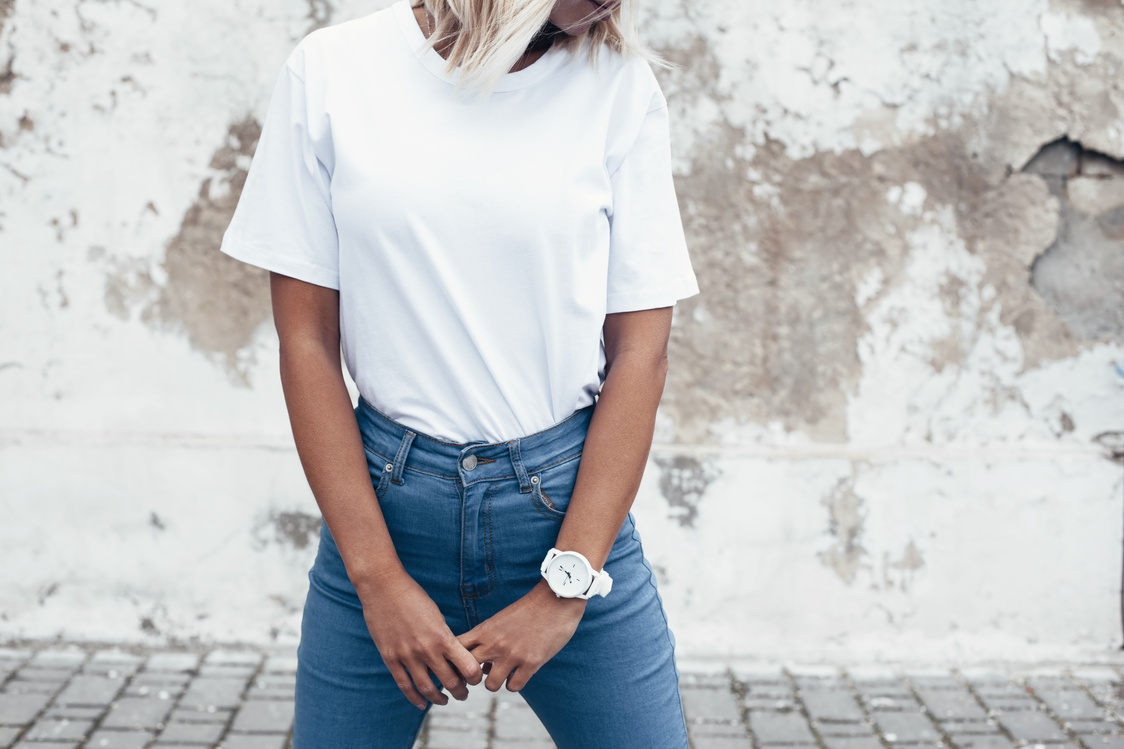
[221,0,698,745]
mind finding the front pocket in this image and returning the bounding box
[363,444,393,500]
[528,453,582,523]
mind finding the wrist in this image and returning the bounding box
[531,578,588,614]
[349,561,412,600]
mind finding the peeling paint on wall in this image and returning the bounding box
[254,510,322,552]
[819,477,867,585]
[107,117,272,383]
[1027,139,1124,342]
[654,455,719,528]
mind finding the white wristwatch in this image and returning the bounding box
[540,548,613,599]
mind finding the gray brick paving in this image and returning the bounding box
[915,686,990,722]
[801,688,866,721]
[871,710,942,743]
[2,644,1124,748]
[748,710,818,744]
[683,686,742,723]
[995,708,1069,742]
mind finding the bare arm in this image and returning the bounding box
[458,306,673,691]
[270,272,481,708]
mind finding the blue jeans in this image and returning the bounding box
[292,398,688,748]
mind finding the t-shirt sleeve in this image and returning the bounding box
[219,59,339,290]
[605,101,699,314]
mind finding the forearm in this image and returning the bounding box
[279,340,405,597]
[554,351,669,570]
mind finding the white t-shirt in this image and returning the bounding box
[221,1,699,443]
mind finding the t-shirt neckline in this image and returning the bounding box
[391,0,568,92]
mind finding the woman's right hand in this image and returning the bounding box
[357,571,483,710]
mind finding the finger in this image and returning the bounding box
[485,660,515,692]
[431,660,469,701]
[405,660,448,706]
[506,662,540,693]
[446,642,484,686]
[389,663,428,710]
[456,628,480,651]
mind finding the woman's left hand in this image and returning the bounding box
[456,580,587,692]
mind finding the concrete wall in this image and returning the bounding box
[1,0,1122,662]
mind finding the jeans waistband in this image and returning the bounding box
[354,397,594,488]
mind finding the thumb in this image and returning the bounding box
[447,640,484,685]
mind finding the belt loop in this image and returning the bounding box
[392,431,415,485]
[508,440,532,492]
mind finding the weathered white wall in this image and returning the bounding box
[1,0,1122,662]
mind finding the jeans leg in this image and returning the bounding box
[292,522,430,749]
[516,518,689,749]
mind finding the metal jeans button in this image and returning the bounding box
[462,455,478,471]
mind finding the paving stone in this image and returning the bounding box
[794,676,849,692]
[822,737,884,749]
[491,742,555,748]
[942,721,1001,734]
[801,689,865,721]
[853,681,914,698]
[3,680,62,696]
[168,706,232,724]
[1035,690,1107,720]
[99,697,175,730]
[81,729,154,748]
[694,723,750,737]
[246,675,295,701]
[0,725,22,745]
[1072,668,1122,684]
[204,650,263,667]
[915,687,989,721]
[55,676,126,706]
[969,682,1029,697]
[143,654,201,673]
[995,710,1068,742]
[13,668,73,683]
[948,737,1017,749]
[12,742,79,749]
[1068,721,1124,734]
[980,696,1041,711]
[746,697,799,711]
[217,736,289,749]
[198,665,256,680]
[494,704,551,741]
[817,723,876,737]
[28,652,87,670]
[123,684,180,701]
[0,692,53,724]
[691,737,752,749]
[178,677,250,710]
[1084,737,1124,749]
[156,720,226,743]
[87,653,143,670]
[230,700,294,733]
[865,695,920,710]
[683,673,734,689]
[871,711,942,743]
[427,726,490,749]
[25,717,94,741]
[261,655,298,674]
[748,711,817,744]
[44,707,105,720]
[683,688,742,723]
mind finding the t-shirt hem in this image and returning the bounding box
[220,233,340,290]
[605,280,700,314]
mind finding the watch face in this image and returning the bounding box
[546,553,592,597]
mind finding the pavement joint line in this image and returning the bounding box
[841,668,893,749]
[1022,672,1094,749]
[787,667,830,749]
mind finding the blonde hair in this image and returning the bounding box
[415,0,657,92]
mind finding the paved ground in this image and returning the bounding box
[1,644,1123,749]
